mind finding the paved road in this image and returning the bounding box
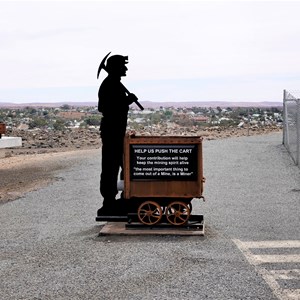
[1,132,299,300]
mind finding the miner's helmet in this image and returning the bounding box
[106,55,128,74]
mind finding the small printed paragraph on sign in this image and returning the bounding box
[130,144,198,181]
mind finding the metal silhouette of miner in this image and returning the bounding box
[96,52,143,216]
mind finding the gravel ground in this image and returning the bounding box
[1,132,299,299]
[0,150,101,203]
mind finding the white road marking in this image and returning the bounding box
[238,240,300,249]
[251,255,300,264]
[233,239,300,300]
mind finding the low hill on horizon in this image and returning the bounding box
[140,100,283,109]
[0,100,283,109]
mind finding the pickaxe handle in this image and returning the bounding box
[120,83,144,111]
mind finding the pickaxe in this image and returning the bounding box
[97,52,144,111]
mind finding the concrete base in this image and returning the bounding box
[99,222,205,236]
[0,137,22,149]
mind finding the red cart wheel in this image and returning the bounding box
[163,202,191,214]
[137,201,163,226]
[166,201,191,226]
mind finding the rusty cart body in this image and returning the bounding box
[0,123,6,139]
[96,134,205,229]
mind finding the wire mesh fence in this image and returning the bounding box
[283,90,300,166]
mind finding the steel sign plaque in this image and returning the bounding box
[130,144,198,181]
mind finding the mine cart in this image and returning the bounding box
[96,134,205,229]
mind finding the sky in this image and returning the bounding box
[0,0,300,104]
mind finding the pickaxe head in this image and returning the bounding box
[97,52,111,79]
[97,52,129,79]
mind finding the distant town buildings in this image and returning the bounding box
[0,104,283,133]
[0,104,283,155]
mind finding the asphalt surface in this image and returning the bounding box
[1,132,300,300]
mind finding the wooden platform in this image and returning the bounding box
[99,221,205,236]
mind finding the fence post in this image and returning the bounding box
[297,99,300,165]
[283,90,286,145]
[283,90,290,147]
[282,90,300,168]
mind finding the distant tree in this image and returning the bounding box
[53,119,66,131]
[219,119,238,127]
[85,115,102,126]
[164,110,173,119]
[271,107,280,113]
[29,117,48,129]
[79,121,88,128]
[191,106,206,114]
[61,104,71,110]
[145,112,161,125]
[174,115,194,127]
[29,108,37,115]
